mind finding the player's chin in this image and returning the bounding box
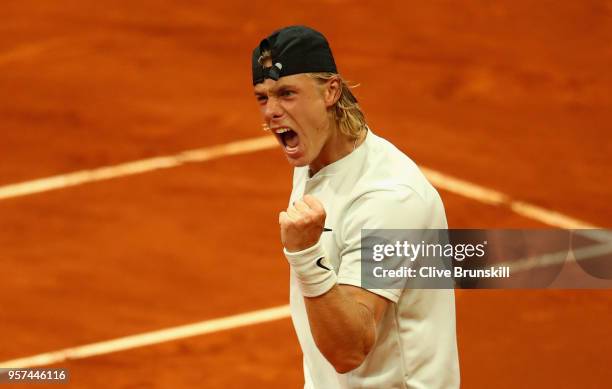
[282,146,310,166]
[285,155,309,167]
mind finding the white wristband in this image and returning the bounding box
[283,240,337,297]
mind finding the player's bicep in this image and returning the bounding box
[339,284,389,324]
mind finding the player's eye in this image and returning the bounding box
[256,95,268,103]
[280,90,295,97]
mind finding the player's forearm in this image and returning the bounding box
[303,285,376,373]
[278,198,378,371]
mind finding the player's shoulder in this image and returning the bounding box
[342,131,447,229]
[357,131,437,203]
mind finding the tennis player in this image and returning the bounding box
[252,25,460,388]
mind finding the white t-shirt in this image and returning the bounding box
[288,130,460,389]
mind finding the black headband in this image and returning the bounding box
[251,25,337,85]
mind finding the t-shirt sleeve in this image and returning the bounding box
[336,188,436,303]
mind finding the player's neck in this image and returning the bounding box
[309,124,365,176]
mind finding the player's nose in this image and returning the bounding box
[264,97,284,121]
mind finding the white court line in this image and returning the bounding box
[420,168,599,229]
[0,305,290,369]
[508,240,612,273]
[0,135,599,230]
[0,134,602,368]
[573,229,612,242]
[0,136,277,200]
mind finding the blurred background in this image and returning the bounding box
[1,1,611,387]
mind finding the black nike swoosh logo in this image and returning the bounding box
[316,257,331,271]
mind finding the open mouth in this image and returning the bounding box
[274,127,300,152]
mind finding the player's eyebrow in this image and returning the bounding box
[254,82,298,97]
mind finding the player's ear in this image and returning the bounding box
[323,76,341,108]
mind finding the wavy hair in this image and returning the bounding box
[307,72,367,140]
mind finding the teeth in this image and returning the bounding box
[275,128,290,134]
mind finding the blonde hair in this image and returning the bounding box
[307,73,367,140]
[258,50,367,139]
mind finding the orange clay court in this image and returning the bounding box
[1,1,611,388]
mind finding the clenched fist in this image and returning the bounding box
[279,194,326,252]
